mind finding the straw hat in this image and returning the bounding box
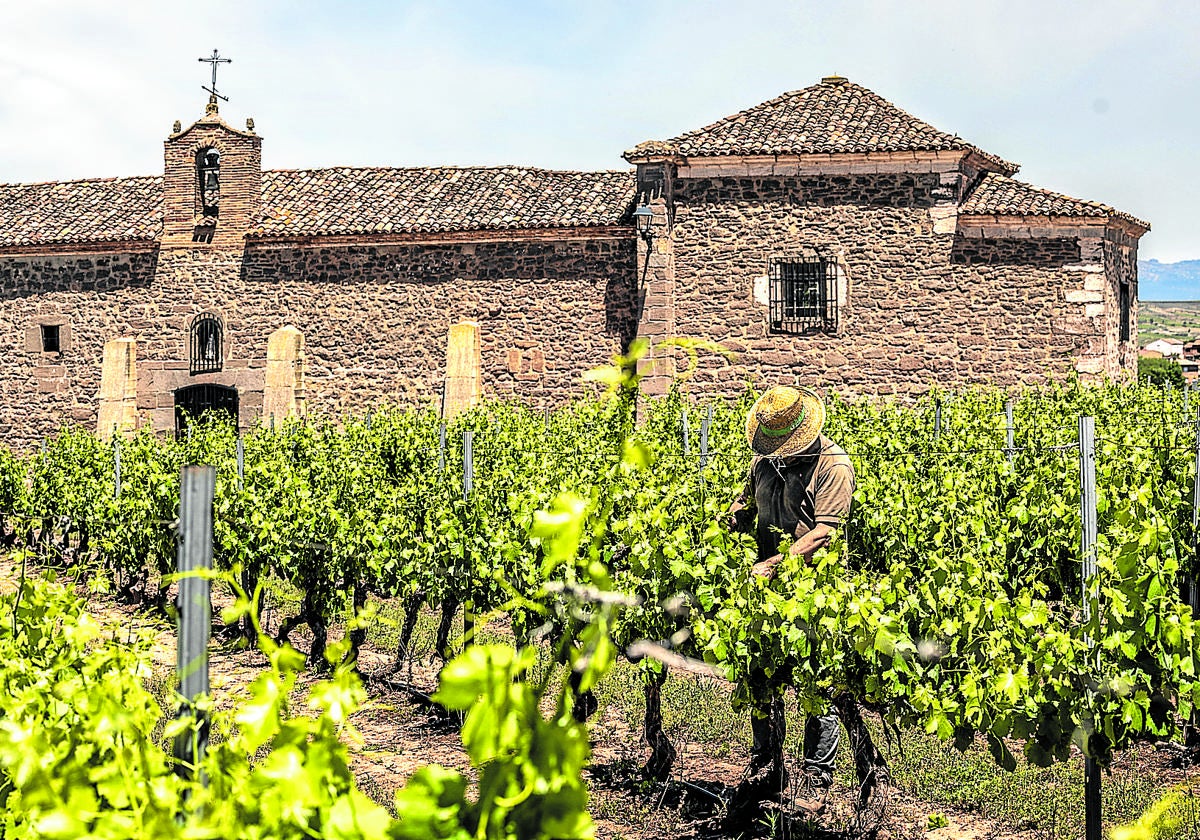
[746,386,826,457]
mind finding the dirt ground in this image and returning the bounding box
[5,562,1195,840]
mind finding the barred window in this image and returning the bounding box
[190,313,224,374]
[769,257,838,334]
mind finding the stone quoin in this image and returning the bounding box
[0,77,1147,447]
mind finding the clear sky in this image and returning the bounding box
[1,0,1197,263]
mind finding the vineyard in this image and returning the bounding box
[2,367,1200,838]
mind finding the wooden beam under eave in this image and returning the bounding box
[242,225,636,250]
[0,239,161,258]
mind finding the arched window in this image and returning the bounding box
[190,313,224,374]
[197,148,220,217]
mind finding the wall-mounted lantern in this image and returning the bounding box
[633,205,654,243]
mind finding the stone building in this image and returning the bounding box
[626,77,1148,395]
[0,77,1148,447]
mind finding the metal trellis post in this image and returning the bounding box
[700,405,712,471]
[463,428,473,499]
[934,400,943,443]
[113,439,121,499]
[462,429,474,646]
[682,409,691,456]
[174,465,214,782]
[1078,416,1101,840]
[438,423,447,472]
[1005,400,1015,463]
[236,436,244,491]
[1192,408,1200,614]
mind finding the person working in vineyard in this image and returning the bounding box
[725,385,891,820]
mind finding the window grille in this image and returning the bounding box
[190,313,224,374]
[769,257,838,334]
[1119,282,1131,343]
[41,324,61,353]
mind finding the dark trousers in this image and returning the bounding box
[749,688,887,788]
[749,694,839,783]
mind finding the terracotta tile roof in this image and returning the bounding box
[0,167,635,249]
[625,77,1018,174]
[249,166,636,238]
[960,172,1150,230]
[0,176,163,248]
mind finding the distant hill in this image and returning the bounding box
[1139,300,1200,347]
[1139,259,1200,300]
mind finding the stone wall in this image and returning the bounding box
[0,249,160,447]
[0,236,637,449]
[667,173,1098,396]
[0,164,1143,450]
[1104,236,1140,380]
[239,239,638,408]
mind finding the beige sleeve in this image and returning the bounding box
[813,462,855,527]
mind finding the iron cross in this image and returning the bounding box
[199,49,232,102]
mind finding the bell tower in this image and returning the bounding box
[161,93,262,248]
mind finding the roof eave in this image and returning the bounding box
[962,148,1020,177]
[624,143,1020,176]
[622,142,683,165]
[0,237,161,256]
[1111,214,1151,236]
[244,224,636,247]
[957,213,1150,238]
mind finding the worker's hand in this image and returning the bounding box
[726,502,750,533]
[752,555,782,580]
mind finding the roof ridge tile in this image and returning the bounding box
[262,164,634,177]
[0,174,162,190]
